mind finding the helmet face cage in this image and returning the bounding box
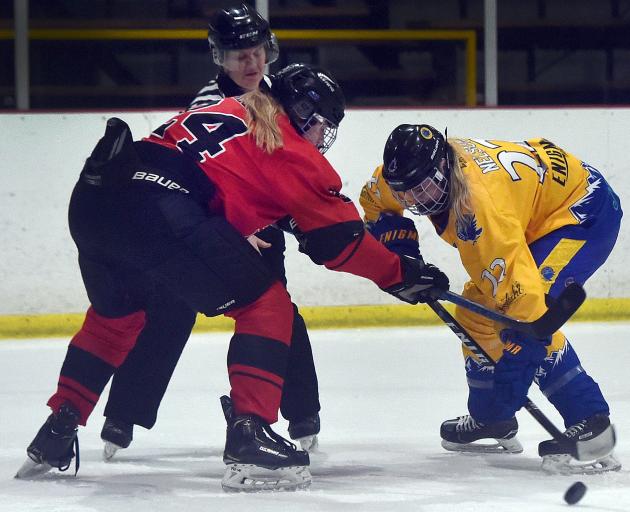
[391,166,450,216]
[318,120,338,154]
[301,113,338,154]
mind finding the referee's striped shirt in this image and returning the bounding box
[187,72,273,110]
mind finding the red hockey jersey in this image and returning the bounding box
[144,98,403,289]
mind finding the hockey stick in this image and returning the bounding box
[439,282,586,338]
[427,301,565,439]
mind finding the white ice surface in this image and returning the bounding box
[1,323,629,512]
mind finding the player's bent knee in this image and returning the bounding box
[71,306,147,367]
[227,282,294,344]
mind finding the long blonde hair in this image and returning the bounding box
[239,90,285,153]
[447,143,473,226]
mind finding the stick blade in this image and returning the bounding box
[531,283,586,338]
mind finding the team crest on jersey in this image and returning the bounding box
[420,126,433,140]
[540,266,555,281]
[456,214,482,243]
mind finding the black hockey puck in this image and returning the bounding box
[564,481,587,505]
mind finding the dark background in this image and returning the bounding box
[2,0,630,110]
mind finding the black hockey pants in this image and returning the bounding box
[105,224,320,428]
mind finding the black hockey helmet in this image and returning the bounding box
[207,3,279,66]
[382,124,450,215]
[271,63,345,154]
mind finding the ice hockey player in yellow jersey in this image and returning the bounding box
[360,124,623,474]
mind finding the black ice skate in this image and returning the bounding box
[15,403,80,479]
[221,402,311,492]
[288,413,320,452]
[101,417,134,461]
[440,415,523,454]
[539,413,621,474]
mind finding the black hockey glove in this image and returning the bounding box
[384,255,450,304]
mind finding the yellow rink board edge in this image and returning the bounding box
[0,298,628,340]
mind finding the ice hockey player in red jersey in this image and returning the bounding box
[16,64,449,491]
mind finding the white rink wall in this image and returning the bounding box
[1,107,628,315]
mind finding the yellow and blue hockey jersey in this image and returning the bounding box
[360,137,610,359]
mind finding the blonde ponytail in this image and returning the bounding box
[239,90,285,153]
[447,144,473,226]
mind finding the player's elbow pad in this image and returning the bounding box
[299,221,365,265]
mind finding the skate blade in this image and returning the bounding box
[221,464,312,492]
[103,441,123,461]
[442,437,523,454]
[542,453,622,475]
[15,458,53,480]
[297,434,319,453]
